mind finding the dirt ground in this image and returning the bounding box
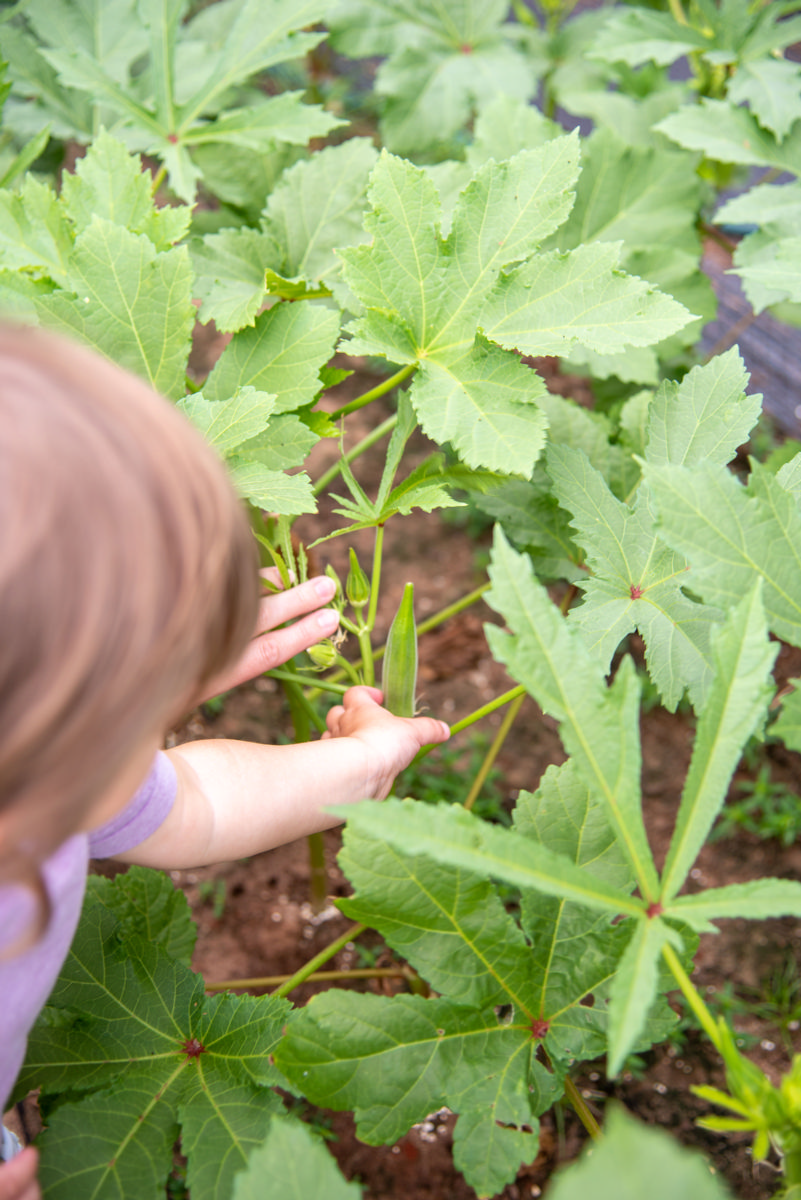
[149,344,801,1199]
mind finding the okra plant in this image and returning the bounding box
[2,1,801,1197]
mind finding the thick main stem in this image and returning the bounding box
[463,691,526,811]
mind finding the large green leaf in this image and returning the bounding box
[328,0,542,155]
[480,240,692,357]
[17,892,289,1200]
[276,990,544,1198]
[660,582,777,900]
[485,528,659,899]
[232,1118,362,1200]
[0,175,73,284]
[646,460,801,648]
[36,218,194,400]
[669,878,801,930]
[547,1106,734,1200]
[727,57,801,143]
[606,917,677,1076]
[655,100,801,175]
[85,865,196,968]
[204,303,340,414]
[548,443,719,711]
[588,7,708,67]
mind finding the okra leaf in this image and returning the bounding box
[655,100,801,174]
[644,349,762,471]
[338,826,537,1011]
[480,241,692,357]
[485,528,659,899]
[660,582,777,901]
[716,180,801,228]
[606,917,678,1076]
[191,229,281,332]
[178,389,277,457]
[333,798,643,919]
[732,233,801,311]
[17,897,290,1200]
[773,679,801,752]
[0,175,73,284]
[226,460,316,516]
[36,218,195,400]
[547,1106,734,1200]
[263,138,379,286]
[234,415,318,473]
[727,57,801,143]
[668,878,801,929]
[85,865,196,968]
[329,0,539,156]
[473,471,585,583]
[588,8,708,68]
[547,443,719,711]
[232,1117,362,1200]
[60,128,191,248]
[645,460,801,648]
[204,303,340,414]
[275,991,546,1197]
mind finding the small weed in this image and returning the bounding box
[197,878,227,919]
[713,764,801,847]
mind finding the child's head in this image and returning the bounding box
[0,325,259,873]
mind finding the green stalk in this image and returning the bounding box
[266,669,348,696]
[271,923,367,997]
[334,653,363,687]
[282,676,328,912]
[463,691,525,811]
[360,524,385,687]
[328,363,417,420]
[563,1076,602,1141]
[662,941,723,1053]
[206,966,412,991]
[307,582,490,697]
[413,685,527,764]
[313,415,397,497]
[151,163,168,195]
[667,0,688,24]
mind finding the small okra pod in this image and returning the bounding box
[381,582,417,718]
[346,547,370,609]
[307,640,339,669]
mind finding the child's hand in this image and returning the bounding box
[198,572,339,700]
[324,686,450,801]
[0,1149,40,1200]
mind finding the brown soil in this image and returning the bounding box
[146,349,801,1199]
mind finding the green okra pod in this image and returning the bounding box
[381,582,417,718]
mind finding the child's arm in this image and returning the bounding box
[115,688,449,869]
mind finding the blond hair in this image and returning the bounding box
[0,326,259,874]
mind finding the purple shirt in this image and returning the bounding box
[0,752,177,1113]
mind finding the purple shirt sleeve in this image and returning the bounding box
[0,752,177,1113]
[88,751,177,859]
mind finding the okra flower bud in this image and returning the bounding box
[346,547,370,608]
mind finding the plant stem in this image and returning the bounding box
[563,1076,602,1140]
[313,415,397,497]
[151,163,168,195]
[206,966,413,991]
[463,691,526,811]
[662,941,723,1052]
[413,685,527,764]
[361,524,385,686]
[667,0,688,24]
[282,676,328,912]
[266,669,348,696]
[308,582,491,696]
[271,923,367,997]
[328,363,417,420]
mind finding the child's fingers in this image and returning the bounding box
[340,686,384,709]
[0,1148,41,1200]
[255,576,336,634]
[406,714,450,748]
